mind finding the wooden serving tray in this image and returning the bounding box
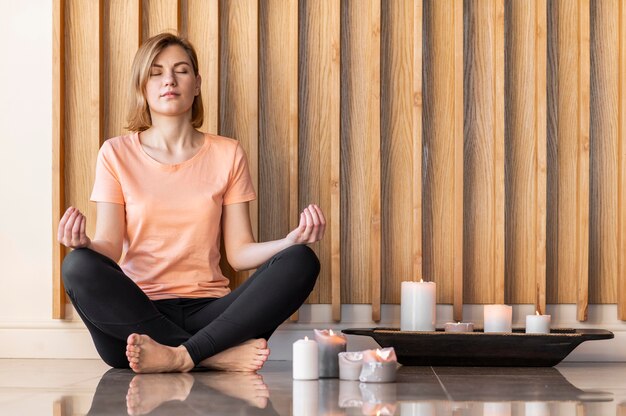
[341,328,614,367]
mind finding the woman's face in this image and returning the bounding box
[145,45,201,120]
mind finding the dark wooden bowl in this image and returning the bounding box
[341,327,614,367]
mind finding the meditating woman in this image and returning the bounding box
[58,32,323,374]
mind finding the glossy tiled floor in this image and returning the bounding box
[1,359,625,415]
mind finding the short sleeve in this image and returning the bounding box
[223,143,257,205]
[90,142,125,205]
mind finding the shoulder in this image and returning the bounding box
[206,134,243,153]
[98,133,137,161]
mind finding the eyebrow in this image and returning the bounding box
[151,62,191,68]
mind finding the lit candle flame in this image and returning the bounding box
[420,278,424,283]
[329,329,334,336]
[304,336,308,341]
[536,311,540,316]
[376,348,391,361]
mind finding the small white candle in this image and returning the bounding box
[292,380,318,416]
[338,351,363,381]
[314,329,347,378]
[359,348,399,383]
[293,336,319,380]
[525,402,550,416]
[483,304,513,333]
[444,322,474,333]
[400,402,436,416]
[526,311,551,334]
[401,280,436,331]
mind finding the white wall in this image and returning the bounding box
[0,1,624,363]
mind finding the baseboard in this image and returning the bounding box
[1,304,624,362]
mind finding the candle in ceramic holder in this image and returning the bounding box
[359,347,400,383]
[401,280,436,331]
[526,311,551,334]
[293,336,318,380]
[483,304,513,333]
[338,351,363,381]
[444,322,474,333]
[314,329,347,378]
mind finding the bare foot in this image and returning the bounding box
[126,334,195,373]
[200,339,270,372]
[126,373,194,415]
[197,372,270,408]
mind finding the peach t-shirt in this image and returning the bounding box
[90,132,256,300]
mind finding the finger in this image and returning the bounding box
[63,209,80,242]
[79,216,88,245]
[71,213,83,245]
[307,204,321,226]
[312,204,326,226]
[58,207,74,240]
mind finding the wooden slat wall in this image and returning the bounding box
[505,0,547,312]
[52,0,626,321]
[546,0,591,321]
[463,0,505,304]
[422,0,464,318]
[381,0,423,304]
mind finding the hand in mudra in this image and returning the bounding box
[57,206,91,249]
[285,204,326,245]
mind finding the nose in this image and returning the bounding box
[162,71,177,87]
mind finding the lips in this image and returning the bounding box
[160,91,179,98]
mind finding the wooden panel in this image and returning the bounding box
[381,0,422,303]
[142,0,180,40]
[52,0,66,319]
[463,0,505,304]
[299,0,341,317]
[181,0,219,134]
[341,0,381,316]
[546,0,590,321]
[617,2,626,320]
[423,0,463,318]
[590,0,619,305]
[505,0,547,311]
[219,0,258,288]
[65,0,102,259]
[104,0,141,140]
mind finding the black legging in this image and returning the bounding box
[61,244,320,368]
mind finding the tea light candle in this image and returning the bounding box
[483,304,513,333]
[401,280,436,331]
[293,336,318,380]
[314,329,347,378]
[444,322,474,333]
[338,351,363,381]
[526,311,551,334]
[359,347,399,383]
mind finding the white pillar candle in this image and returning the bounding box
[524,402,550,416]
[483,402,511,416]
[359,348,399,383]
[292,380,318,416]
[338,351,363,381]
[399,402,436,416]
[313,329,347,378]
[525,311,551,334]
[401,280,436,331]
[444,322,474,333]
[293,336,319,380]
[483,304,513,333]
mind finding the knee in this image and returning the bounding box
[61,248,100,293]
[279,245,321,282]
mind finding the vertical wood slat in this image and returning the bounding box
[258,0,298,320]
[182,0,219,134]
[463,0,505,304]
[577,0,590,321]
[142,0,180,40]
[381,0,422,304]
[617,1,626,318]
[590,0,619,306]
[547,0,590,319]
[340,0,381,319]
[422,0,464,320]
[104,0,141,140]
[504,0,547,311]
[65,0,103,287]
[219,0,259,289]
[52,0,66,319]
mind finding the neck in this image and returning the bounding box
[145,115,199,149]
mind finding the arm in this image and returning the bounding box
[222,202,326,271]
[57,202,125,262]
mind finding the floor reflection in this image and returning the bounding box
[77,364,613,415]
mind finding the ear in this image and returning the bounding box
[195,74,202,96]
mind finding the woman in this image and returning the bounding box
[58,32,323,374]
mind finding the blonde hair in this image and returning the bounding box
[126,32,204,132]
